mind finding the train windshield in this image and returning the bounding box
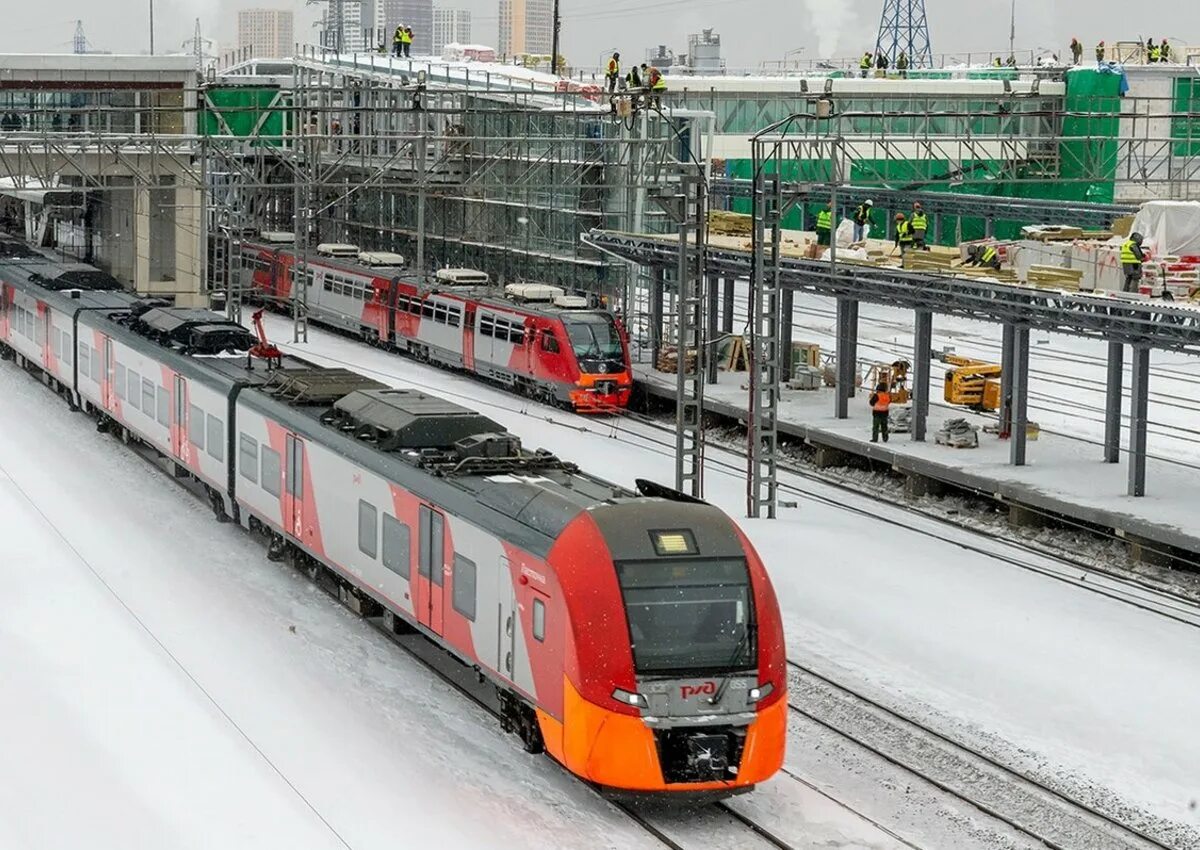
[563,314,624,363]
[616,559,756,676]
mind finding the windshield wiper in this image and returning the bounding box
[708,622,756,707]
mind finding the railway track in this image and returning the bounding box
[787,661,1186,850]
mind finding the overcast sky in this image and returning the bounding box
[2,0,1197,71]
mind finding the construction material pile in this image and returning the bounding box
[935,418,980,449]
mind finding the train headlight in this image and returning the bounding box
[747,682,774,704]
[612,688,648,709]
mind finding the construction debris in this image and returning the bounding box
[656,346,698,374]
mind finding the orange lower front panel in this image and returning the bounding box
[544,676,787,792]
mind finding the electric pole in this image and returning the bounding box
[551,0,561,76]
[1009,0,1016,61]
[149,0,155,54]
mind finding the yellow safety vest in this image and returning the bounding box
[860,55,872,69]
[911,212,928,230]
[1120,239,1142,265]
[981,246,999,265]
[401,30,413,44]
[896,220,913,242]
[393,28,404,43]
[816,209,832,231]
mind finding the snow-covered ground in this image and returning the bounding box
[259,313,1200,843]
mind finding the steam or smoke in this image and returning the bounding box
[803,0,860,59]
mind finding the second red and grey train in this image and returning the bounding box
[239,237,633,412]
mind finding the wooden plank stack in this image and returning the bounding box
[656,346,699,374]
[1027,264,1084,291]
[707,211,753,237]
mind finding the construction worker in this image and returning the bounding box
[896,51,909,78]
[647,64,666,109]
[1005,54,1017,67]
[402,26,413,57]
[852,199,874,242]
[869,381,891,443]
[993,56,1002,67]
[894,213,913,256]
[627,63,641,89]
[910,202,928,249]
[860,52,873,78]
[1070,37,1083,65]
[1147,38,1159,63]
[967,243,1002,270]
[1161,39,1171,63]
[875,52,889,72]
[1121,232,1146,292]
[392,25,405,57]
[606,52,621,93]
[1096,40,1106,62]
[815,203,833,247]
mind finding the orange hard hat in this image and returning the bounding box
[895,213,906,220]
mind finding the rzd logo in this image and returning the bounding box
[680,681,717,700]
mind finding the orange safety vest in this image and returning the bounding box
[871,390,891,412]
[607,58,619,75]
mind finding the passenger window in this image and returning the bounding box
[128,370,142,409]
[188,403,205,449]
[260,446,282,497]
[156,386,169,426]
[453,555,476,621]
[541,332,559,353]
[533,598,546,642]
[239,433,258,483]
[90,347,101,383]
[358,499,378,558]
[206,414,224,461]
[480,315,494,337]
[116,363,127,400]
[382,514,410,578]
[141,378,155,416]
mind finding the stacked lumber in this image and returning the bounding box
[902,251,956,272]
[656,346,698,374]
[708,210,753,237]
[1027,264,1084,291]
[956,266,1019,282]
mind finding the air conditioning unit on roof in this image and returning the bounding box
[358,251,406,267]
[553,295,589,309]
[259,231,295,244]
[505,283,563,302]
[436,268,490,285]
[316,243,360,257]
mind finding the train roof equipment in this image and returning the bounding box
[435,268,490,286]
[258,231,295,244]
[357,251,406,268]
[125,306,257,355]
[316,243,360,258]
[505,283,563,302]
[552,295,589,309]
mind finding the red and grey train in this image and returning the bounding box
[0,239,786,796]
[238,238,633,412]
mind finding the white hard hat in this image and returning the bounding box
[865,199,874,206]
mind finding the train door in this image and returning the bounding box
[284,434,306,541]
[172,375,189,462]
[102,337,115,409]
[418,504,446,636]
[43,310,54,370]
[463,305,476,371]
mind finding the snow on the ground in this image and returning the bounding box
[258,313,1200,841]
[0,360,676,850]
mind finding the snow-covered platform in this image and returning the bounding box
[637,364,1200,559]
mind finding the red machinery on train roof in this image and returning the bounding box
[239,236,633,413]
[0,236,786,798]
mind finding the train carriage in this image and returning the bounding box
[238,240,633,412]
[0,236,785,798]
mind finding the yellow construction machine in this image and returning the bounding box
[865,360,911,403]
[942,354,1002,411]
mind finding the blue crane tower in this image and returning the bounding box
[873,0,933,68]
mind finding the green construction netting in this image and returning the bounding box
[201,87,291,145]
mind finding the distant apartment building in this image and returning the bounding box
[498,0,552,58]
[236,8,294,59]
[432,8,472,53]
[377,0,434,55]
